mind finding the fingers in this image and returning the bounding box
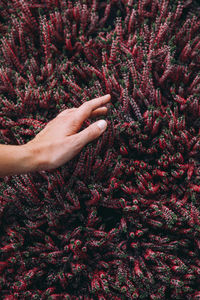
[56,95,110,120]
[74,119,107,149]
[56,107,76,118]
[75,94,111,123]
[90,106,108,118]
[53,95,110,136]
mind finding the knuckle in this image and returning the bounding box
[72,116,81,128]
[81,102,88,108]
[74,136,83,150]
[83,101,91,111]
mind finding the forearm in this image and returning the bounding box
[0,144,37,177]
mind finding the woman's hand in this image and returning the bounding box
[24,94,111,172]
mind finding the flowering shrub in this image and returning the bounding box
[0,0,200,299]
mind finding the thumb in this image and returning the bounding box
[75,119,107,147]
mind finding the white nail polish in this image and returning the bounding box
[97,120,107,131]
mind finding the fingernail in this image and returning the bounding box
[97,120,107,131]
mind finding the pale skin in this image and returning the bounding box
[0,94,111,177]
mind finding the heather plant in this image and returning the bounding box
[0,0,200,299]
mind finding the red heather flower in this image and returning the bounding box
[0,0,200,298]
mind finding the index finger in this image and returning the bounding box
[76,94,111,121]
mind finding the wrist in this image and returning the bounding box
[23,140,49,173]
[20,143,38,174]
[0,144,38,178]
[22,141,43,173]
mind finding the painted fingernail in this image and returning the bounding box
[97,120,107,131]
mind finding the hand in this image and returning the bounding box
[24,94,111,172]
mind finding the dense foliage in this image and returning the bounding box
[0,0,200,299]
